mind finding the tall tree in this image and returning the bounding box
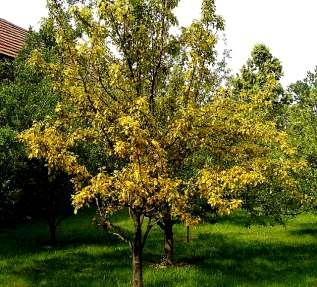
[232,44,283,94]
[20,1,303,286]
[231,44,290,127]
[228,45,305,222]
[287,67,317,207]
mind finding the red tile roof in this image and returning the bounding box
[0,18,27,59]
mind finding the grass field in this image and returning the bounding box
[1,210,317,287]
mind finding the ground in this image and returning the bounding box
[1,210,317,287]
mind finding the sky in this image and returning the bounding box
[1,0,317,86]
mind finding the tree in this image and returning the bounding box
[227,45,306,223]
[20,1,304,286]
[0,21,73,243]
[231,44,290,127]
[16,159,72,245]
[287,67,317,208]
[232,44,283,93]
[0,126,25,224]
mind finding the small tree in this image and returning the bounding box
[20,1,304,286]
[17,159,73,245]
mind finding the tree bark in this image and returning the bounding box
[186,225,190,243]
[48,221,57,246]
[47,173,57,246]
[162,215,174,265]
[132,216,143,287]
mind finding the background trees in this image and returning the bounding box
[0,21,73,244]
[228,45,306,223]
[231,44,290,127]
[287,67,317,210]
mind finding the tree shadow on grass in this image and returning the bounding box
[169,231,317,287]
[3,212,317,287]
[289,223,317,237]
[0,222,122,259]
[8,249,132,287]
[0,208,125,259]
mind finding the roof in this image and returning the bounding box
[0,18,27,59]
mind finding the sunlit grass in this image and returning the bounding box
[1,210,317,286]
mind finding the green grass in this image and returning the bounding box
[1,210,317,287]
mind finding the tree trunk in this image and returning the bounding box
[47,173,57,246]
[186,225,190,243]
[163,216,174,265]
[48,222,57,246]
[132,216,143,287]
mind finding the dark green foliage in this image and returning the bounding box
[287,67,317,210]
[232,44,283,94]
[0,21,67,227]
[0,127,26,224]
[16,159,73,243]
[231,44,290,127]
[0,60,14,82]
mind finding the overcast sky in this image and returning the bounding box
[1,0,317,86]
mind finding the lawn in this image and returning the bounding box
[1,210,317,287]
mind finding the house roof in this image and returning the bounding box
[0,18,27,59]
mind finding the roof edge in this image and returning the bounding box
[0,18,28,34]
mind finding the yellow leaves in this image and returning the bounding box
[78,7,93,22]
[101,0,133,23]
[134,96,149,112]
[114,1,131,22]
[75,40,90,56]
[197,160,283,214]
[19,122,90,180]
[109,63,121,85]
[73,173,113,211]
[28,49,48,74]
[215,200,242,216]
[18,123,45,158]
[118,115,139,131]
[72,186,93,212]
[199,165,265,194]
[19,0,306,230]
[70,5,93,25]
[114,140,127,157]
[92,173,113,193]
[117,115,144,144]
[98,1,108,16]
[78,163,180,212]
[55,103,62,113]
[274,131,298,156]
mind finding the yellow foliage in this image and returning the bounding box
[19,0,305,228]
